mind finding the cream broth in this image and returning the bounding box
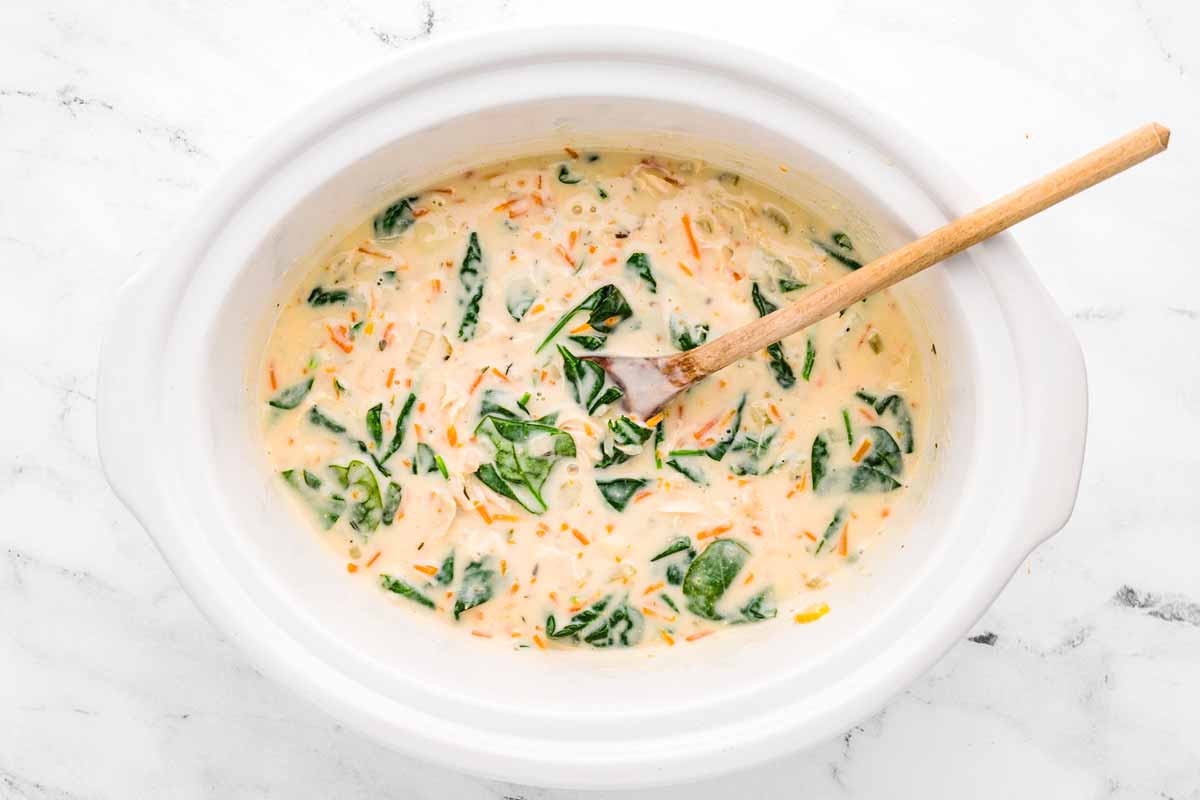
[259,151,930,650]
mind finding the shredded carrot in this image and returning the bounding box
[346,563,358,573]
[326,324,353,354]
[383,322,395,342]
[768,403,782,421]
[851,439,872,463]
[413,564,438,576]
[471,630,492,639]
[555,244,575,268]
[412,208,429,218]
[569,321,592,335]
[431,278,441,293]
[681,214,700,260]
[693,416,719,440]
[492,514,519,523]
[569,229,579,249]
[491,367,509,382]
[500,559,507,576]
[803,530,817,542]
[743,571,755,585]
[642,582,665,596]
[474,504,493,524]
[678,261,694,277]
[838,524,849,557]
[531,193,544,207]
[571,529,590,546]
[366,552,381,568]
[697,523,733,540]
[493,197,520,211]
[881,508,891,518]
[603,256,618,265]
[751,525,764,537]
[530,303,545,315]
[564,146,579,159]
[859,408,877,422]
[469,369,486,394]
[447,425,458,447]
[386,367,395,388]
[350,310,358,323]
[686,630,714,642]
[533,634,546,650]
[794,603,831,624]
[645,412,665,428]
[661,630,675,646]
[633,490,653,503]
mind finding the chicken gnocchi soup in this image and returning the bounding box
[260,150,930,651]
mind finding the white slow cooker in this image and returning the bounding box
[97,26,1086,789]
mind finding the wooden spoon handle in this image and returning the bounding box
[673,122,1170,383]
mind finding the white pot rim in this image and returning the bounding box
[98,25,1087,789]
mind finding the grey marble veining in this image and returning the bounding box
[2,1,1198,797]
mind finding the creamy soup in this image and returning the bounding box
[259,151,930,650]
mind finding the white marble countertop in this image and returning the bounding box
[3,1,1198,797]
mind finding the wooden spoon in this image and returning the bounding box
[589,122,1170,419]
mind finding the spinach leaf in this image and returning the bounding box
[535,284,632,353]
[855,389,878,406]
[610,416,652,445]
[568,334,606,351]
[729,428,777,476]
[505,279,537,321]
[546,596,644,648]
[331,460,383,534]
[801,337,816,381]
[581,599,643,648]
[814,240,863,270]
[843,409,854,446]
[479,387,527,421]
[667,457,708,486]
[832,231,854,251]
[547,596,610,638]
[811,432,830,492]
[373,196,419,240]
[380,392,417,463]
[558,346,623,414]
[863,425,903,475]
[750,283,796,388]
[703,394,746,461]
[666,563,685,585]
[873,393,915,454]
[380,574,436,609]
[268,377,314,409]
[596,478,649,511]
[457,232,485,341]
[660,593,680,613]
[595,439,634,470]
[651,536,692,562]
[381,481,402,525]
[557,163,582,184]
[736,589,777,622]
[474,415,576,514]
[453,558,496,619]
[682,539,750,620]
[366,403,384,449]
[669,314,709,352]
[779,277,807,293]
[434,552,455,586]
[412,442,448,479]
[308,405,347,434]
[306,286,350,306]
[815,507,847,554]
[653,420,664,469]
[594,417,651,470]
[280,469,345,529]
[625,252,657,293]
[848,465,901,493]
